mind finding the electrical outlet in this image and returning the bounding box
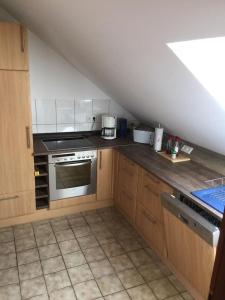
[181,145,194,154]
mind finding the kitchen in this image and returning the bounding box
[0,1,225,300]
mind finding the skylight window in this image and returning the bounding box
[167,37,225,110]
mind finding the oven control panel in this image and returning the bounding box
[48,150,97,164]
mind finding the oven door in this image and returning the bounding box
[49,159,96,201]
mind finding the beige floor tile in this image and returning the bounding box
[49,286,76,300]
[104,290,130,300]
[0,267,19,286]
[97,274,124,296]
[17,248,39,266]
[14,227,34,241]
[89,259,114,278]
[77,235,99,250]
[21,276,47,299]
[119,239,142,252]
[29,294,49,300]
[89,223,105,233]
[39,244,61,260]
[72,225,92,238]
[168,275,186,292]
[0,226,13,233]
[36,233,56,247]
[19,261,42,281]
[156,261,172,276]
[181,291,194,300]
[0,253,17,270]
[149,278,178,300]
[59,239,80,254]
[34,224,53,236]
[116,228,137,241]
[16,237,37,252]
[101,242,125,258]
[0,241,15,255]
[0,283,21,300]
[85,214,103,225]
[83,246,106,262]
[109,254,134,272]
[41,256,65,274]
[0,230,14,243]
[117,268,144,289]
[74,279,102,300]
[166,295,184,300]
[68,217,87,228]
[51,220,70,232]
[127,284,156,300]
[68,263,93,285]
[128,249,153,267]
[63,251,86,268]
[45,270,71,293]
[55,229,75,242]
[138,263,165,282]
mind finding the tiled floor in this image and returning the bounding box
[0,207,194,300]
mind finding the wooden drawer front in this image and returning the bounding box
[119,155,138,196]
[118,188,136,223]
[136,203,166,257]
[0,191,35,219]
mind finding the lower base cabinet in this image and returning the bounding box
[136,203,166,257]
[163,208,216,300]
[0,190,35,219]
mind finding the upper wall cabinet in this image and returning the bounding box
[0,22,28,71]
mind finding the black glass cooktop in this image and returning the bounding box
[43,136,94,151]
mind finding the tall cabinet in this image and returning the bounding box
[0,22,35,219]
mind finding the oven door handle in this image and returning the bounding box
[54,161,91,168]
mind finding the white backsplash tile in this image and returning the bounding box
[57,124,75,132]
[56,99,75,124]
[93,99,109,122]
[77,123,93,132]
[36,99,56,124]
[37,124,57,133]
[75,99,93,123]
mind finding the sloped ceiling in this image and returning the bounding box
[1,0,225,154]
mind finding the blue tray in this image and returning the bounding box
[191,185,225,214]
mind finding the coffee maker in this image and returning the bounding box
[101,115,117,140]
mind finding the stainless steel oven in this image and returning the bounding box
[48,150,97,201]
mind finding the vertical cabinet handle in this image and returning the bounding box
[20,25,25,52]
[26,126,31,149]
[99,151,102,170]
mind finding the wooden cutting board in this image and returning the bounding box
[158,151,191,163]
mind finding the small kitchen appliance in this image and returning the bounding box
[117,118,127,138]
[133,127,155,145]
[101,115,117,140]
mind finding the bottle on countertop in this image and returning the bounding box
[166,135,173,154]
[174,136,181,155]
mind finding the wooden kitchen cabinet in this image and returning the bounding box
[0,22,28,71]
[163,208,216,300]
[135,167,172,257]
[0,71,35,196]
[115,154,139,223]
[97,149,114,201]
[136,202,166,256]
[0,191,35,220]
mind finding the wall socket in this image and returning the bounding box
[181,145,194,154]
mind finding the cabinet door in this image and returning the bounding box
[139,170,173,222]
[136,203,166,257]
[117,188,136,223]
[0,22,28,70]
[163,208,216,299]
[0,191,35,219]
[97,149,114,201]
[0,71,34,195]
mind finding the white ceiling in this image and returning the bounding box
[1,0,225,154]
